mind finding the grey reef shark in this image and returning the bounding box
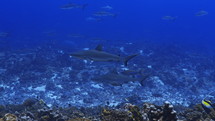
[70,45,138,66]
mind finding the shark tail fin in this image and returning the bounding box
[123,54,138,66]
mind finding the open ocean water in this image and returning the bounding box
[0,0,215,112]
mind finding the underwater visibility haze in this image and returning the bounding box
[1,0,215,120]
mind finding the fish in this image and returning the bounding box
[89,38,108,42]
[70,45,138,66]
[162,16,177,21]
[201,99,215,114]
[202,100,213,109]
[92,70,148,86]
[86,17,103,22]
[67,34,85,38]
[0,32,9,37]
[195,10,208,16]
[43,31,56,36]
[60,3,88,10]
[101,5,113,10]
[93,11,117,18]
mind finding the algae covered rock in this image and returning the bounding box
[101,108,133,121]
[1,98,215,121]
[180,103,215,120]
[124,103,144,121]
[36,108,67,121]
[67,118,91,121]
[2,113,18,121]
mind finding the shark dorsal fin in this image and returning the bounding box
[95,44,103,51]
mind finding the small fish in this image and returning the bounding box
[89,38,108,44]
[195,10,208,16]
[43,31,56,36]
[67,34,84,38]
[202,100,213,109]
[60,3,88,10]
[201,99,215,114]
[70,45,138,66]
[93,11,117,18]
[89,38,107,42]
[102,5,113,10]
[162,16,177,21]
[0,32,9,37]
[86,17,103,22]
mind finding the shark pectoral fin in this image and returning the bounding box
[95,44,103,51]
[123,54,139,66]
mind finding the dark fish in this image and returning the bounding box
[70,45,138,66]
[60,3,88,10]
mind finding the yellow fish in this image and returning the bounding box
[202,100,213,109]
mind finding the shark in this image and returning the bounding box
[92,70,149,86]
[70,45,138,66]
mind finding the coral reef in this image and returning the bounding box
[0,44,215,108]
[0,98,98,121]
[0,98,215,121]
[1,44,215,121]
[1,98,214,121]
[180,104,215,120]
[0,113,18,121]
[101,108,133,121]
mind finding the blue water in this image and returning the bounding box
[1,0,215,48]
[0,0,215,107]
